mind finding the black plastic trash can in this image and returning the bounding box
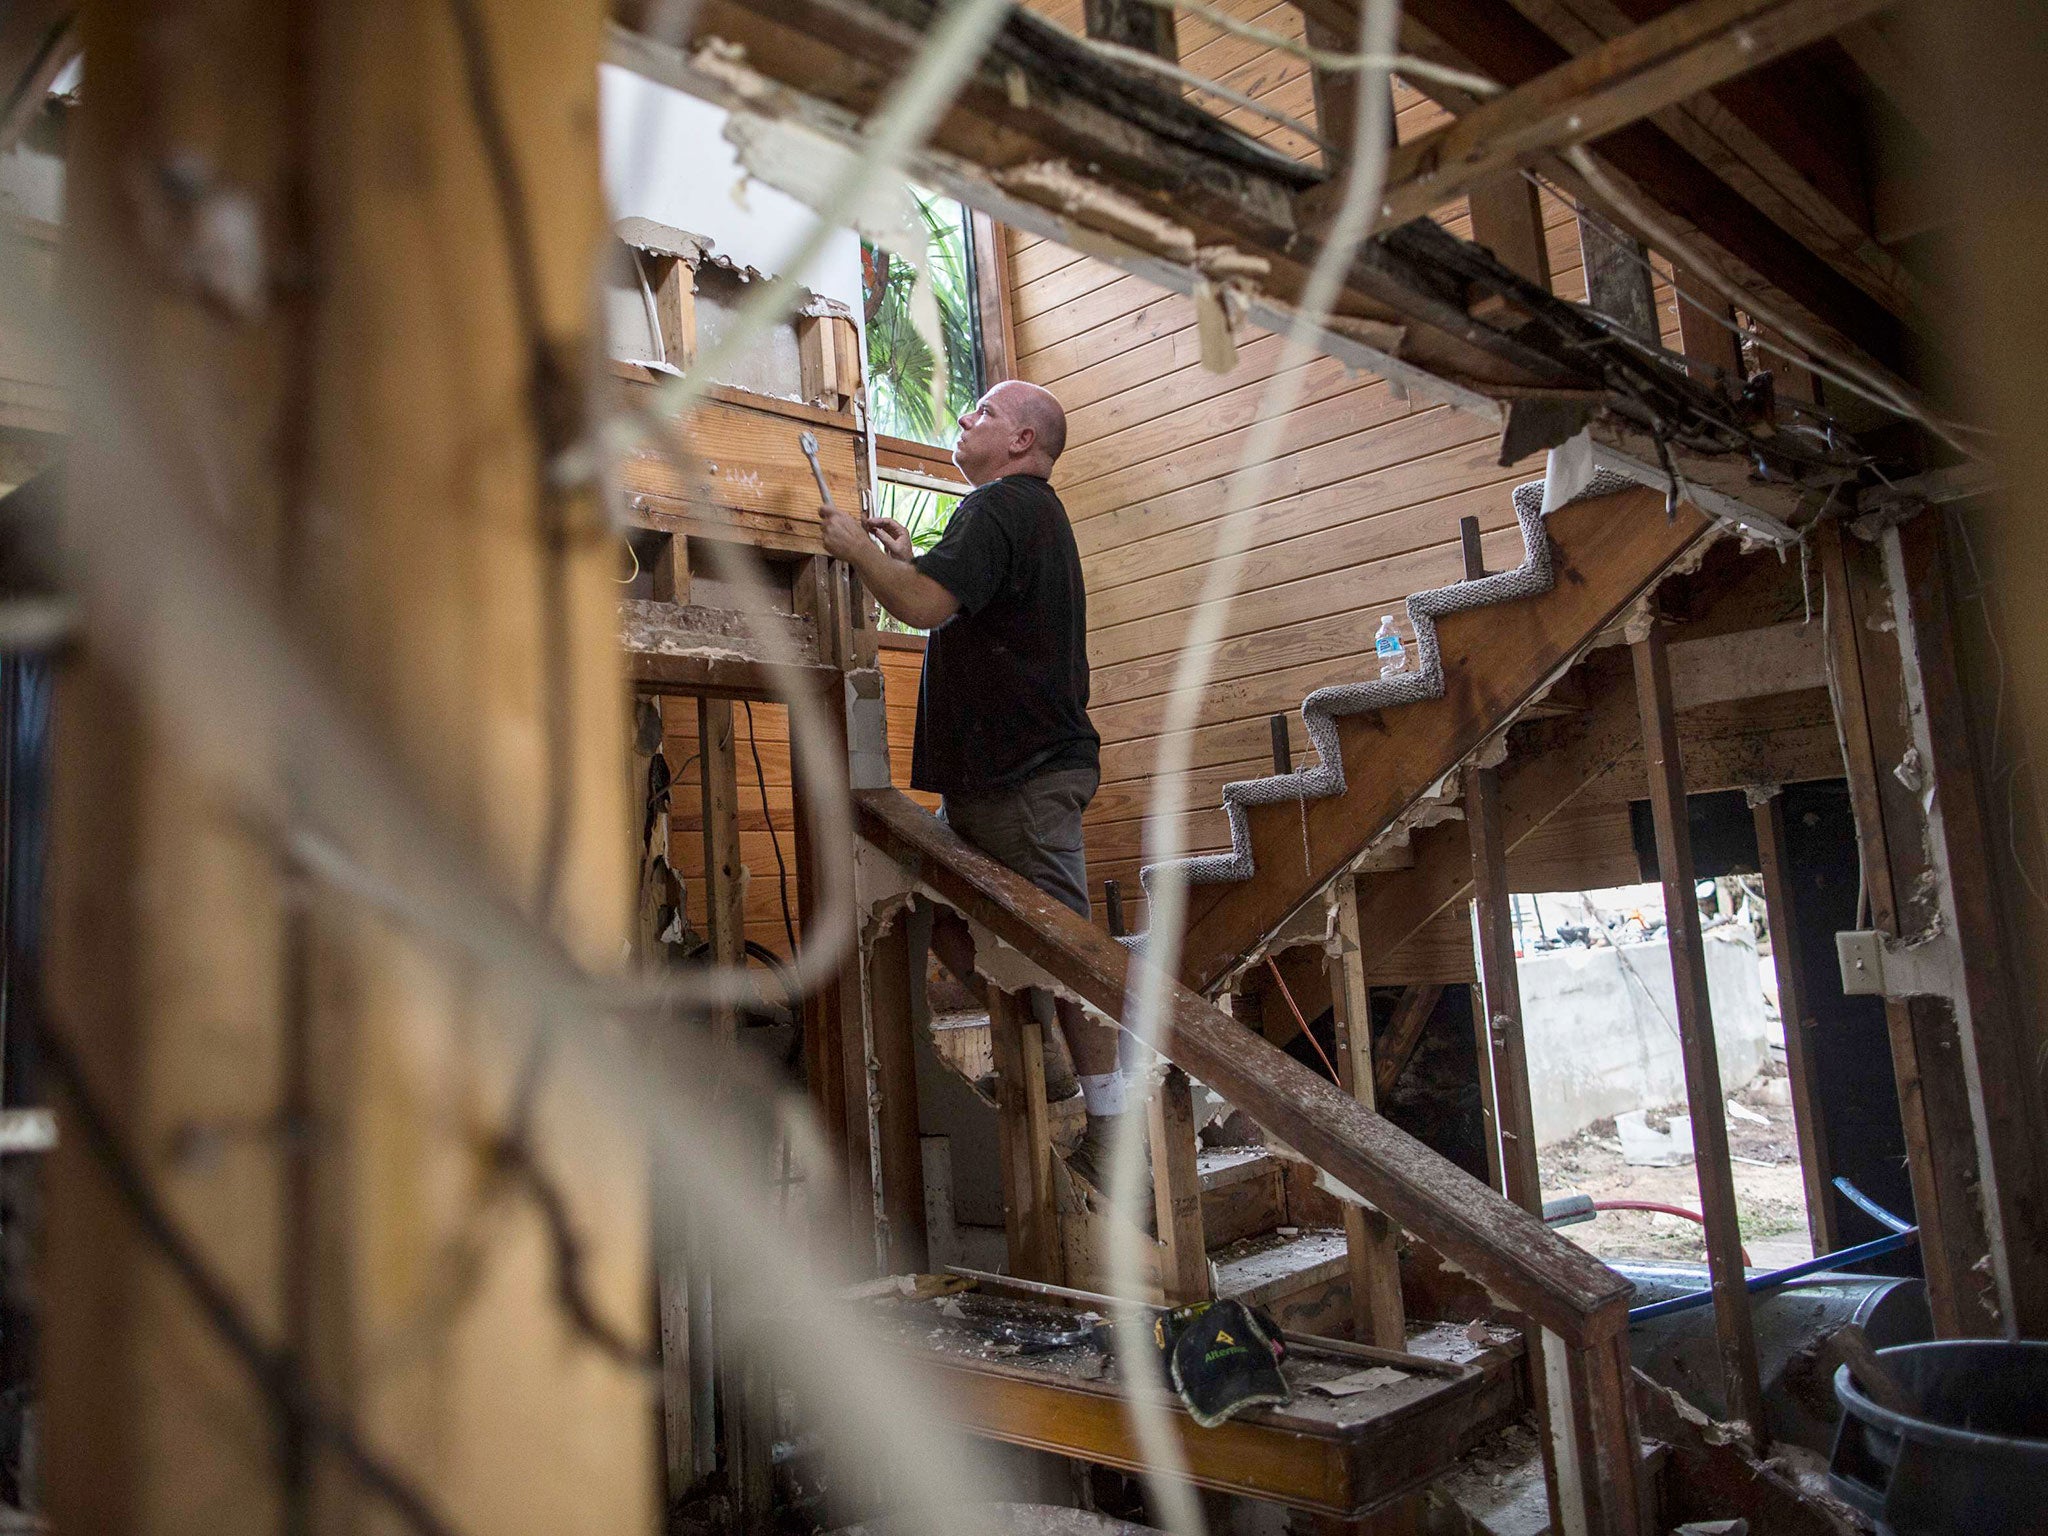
[1829,1339,2048,1535]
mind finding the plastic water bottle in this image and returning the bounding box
[1375,615,1408,677]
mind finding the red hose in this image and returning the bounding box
[1265,958,1345,1087]
[1594,1200,1751,1265]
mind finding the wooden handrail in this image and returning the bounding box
[854,787,1634,1348]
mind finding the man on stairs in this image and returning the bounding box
[820,379,1127,1188]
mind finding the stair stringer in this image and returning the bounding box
[1137,471,1633,904]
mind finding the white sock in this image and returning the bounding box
[1080,1072,1127,1118]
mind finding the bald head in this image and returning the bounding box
[953,380,1068,485]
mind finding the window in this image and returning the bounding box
[861,186,984,450]
[870,481,962,635]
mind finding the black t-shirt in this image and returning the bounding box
[910,474,1100,796]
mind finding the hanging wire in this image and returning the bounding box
[1135,0,1502,99]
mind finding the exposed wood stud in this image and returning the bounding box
[1374,985,1445,1102]
[1673,264,1746,385]
[1815,520,1998,1335]
[648,252,697,372]
[1750,788,1839,1254]
[988,988,1063,1283]
[1149,1066,1211,1304]
[1103,879,1126,938]
[869,917,928,1273]
[1459,515,1488,581]
[1631,625,1767,1438]
[1327,879,1407,1350]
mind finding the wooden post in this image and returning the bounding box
[1327,879,1406,1350]
[1103,878,1126,938]
[988,987,1062,1282]
[1149,1065,1210,1305]
[1467,768,1542,1217]
[1750,787,1839,1253]
[699,698,745,1042]
[1458,515,1488,583]
[648,253,697,372]
[46,0,649,1531]
[869,916,927,1274]
[791,675,870,1241]
[1304,9,1360,166]
[1270,711,1293,775]
[1632,626,1767,1438]
[1816,520,2000,1334]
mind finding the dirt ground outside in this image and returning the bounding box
[1538,1064,1816,1268]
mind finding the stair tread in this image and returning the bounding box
[1196,1146,1278,1192]
[1211,1225,1349,1306]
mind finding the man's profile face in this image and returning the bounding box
[952,386,1020,485]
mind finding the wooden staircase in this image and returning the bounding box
[1134,480,1712,996]
[855,787,1646,1535]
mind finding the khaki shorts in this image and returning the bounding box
[940,765,1097,919]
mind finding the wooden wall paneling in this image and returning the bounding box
[1327,881,1407,1350]
[1631,626,1767,1438]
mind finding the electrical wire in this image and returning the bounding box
[1136,0,1503,99]
[1264,956,1344,1085]
[742,699,800,957]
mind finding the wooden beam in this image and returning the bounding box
[1327,879,1406,1350]
[1673,263,1745,384]
[1303,9,1361,167]
[1321,0,1893,242]
[1750,788,1839,1254]
[854,788,1635,1349]
[1815,520,1999,1335]
[1372,0,1912,367]
[1148,1066,1210,1305]
[870,916,928,1273]
[1631,626,1767,1439]
[1578,213,1659,342]
[988,987,1062,1283]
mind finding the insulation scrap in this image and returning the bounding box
[994,161,1199,264]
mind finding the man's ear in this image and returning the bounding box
[1012,424,1037,458]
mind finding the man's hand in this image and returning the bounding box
[862,516,914,563]
[819,504,871,562]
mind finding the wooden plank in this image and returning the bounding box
[1303,6,1360,166]
[1631,625,1767,1438]
[1344,0,1892,235]
[1815,520,1996,1336]
[1750,788,1838,1254]
[1328,879,1407,1350]
[870,916,928,1273]
[1883,512,2048,1335]
[1148,1066,1211,1304]
[1577,214,1659,342]
[1672,263,1744,383]
[1668,617,1824,709]
[1374,985,1446,1102]
[987,988,1063,1283]
[853,788,1637,1348]
[1173,485,1708,994]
